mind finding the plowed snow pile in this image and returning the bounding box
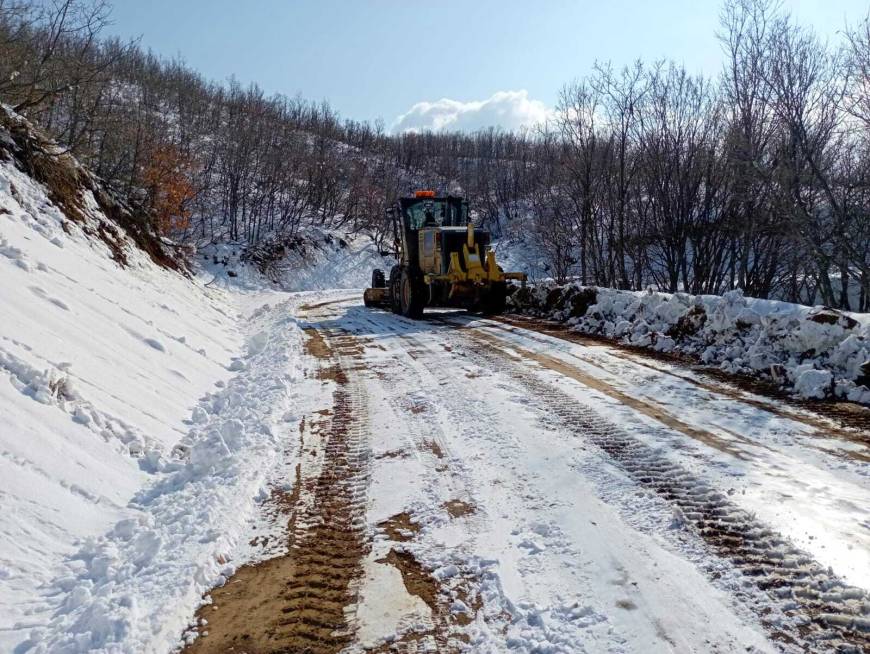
[509,283,870,404]
[0,114,311,653]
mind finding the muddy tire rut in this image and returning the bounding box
[183,328,370,654]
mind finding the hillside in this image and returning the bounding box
[0,107,245,651]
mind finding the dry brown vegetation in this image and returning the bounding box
[0,102,181,269]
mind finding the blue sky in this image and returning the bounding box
[107,0,868,132]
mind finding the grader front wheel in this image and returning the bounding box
[478,282,508,315]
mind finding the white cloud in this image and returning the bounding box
[392,90,552,134]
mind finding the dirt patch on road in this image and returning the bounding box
[378,549,440,612]
[422,440,444,459]
[304,327,332,359]
[377,512,421,543]
[316,364,348,383]
[184,329,369,654]
[185,531,362,653]
[371,548,478,652]
[305,328,352,384]
[443,499,475,518]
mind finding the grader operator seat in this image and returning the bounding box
[422,202,439,227]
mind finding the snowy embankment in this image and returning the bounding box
[508,283,870,404]
[198,229,392,292]
[0,111,311,652]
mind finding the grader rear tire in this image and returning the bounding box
[388,265,402,314]
[399,268,425,319]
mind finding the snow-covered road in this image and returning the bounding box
[188,293,869,654]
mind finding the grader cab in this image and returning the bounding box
[364,191,526,319]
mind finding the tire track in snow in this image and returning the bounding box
[496,314,870,450]
[455,328,870,653]
[185,324,371,654]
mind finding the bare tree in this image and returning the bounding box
[844,13,870,131]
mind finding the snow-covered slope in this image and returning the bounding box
[198,231,393,293]
[0,123,249,650]
[274,232,392,292]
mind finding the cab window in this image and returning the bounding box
[406,201,447,229]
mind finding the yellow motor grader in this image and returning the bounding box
[364,191,526,319]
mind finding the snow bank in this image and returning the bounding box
[31,296,306,653]
[277,232,392,292]
[508,284,870,404]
